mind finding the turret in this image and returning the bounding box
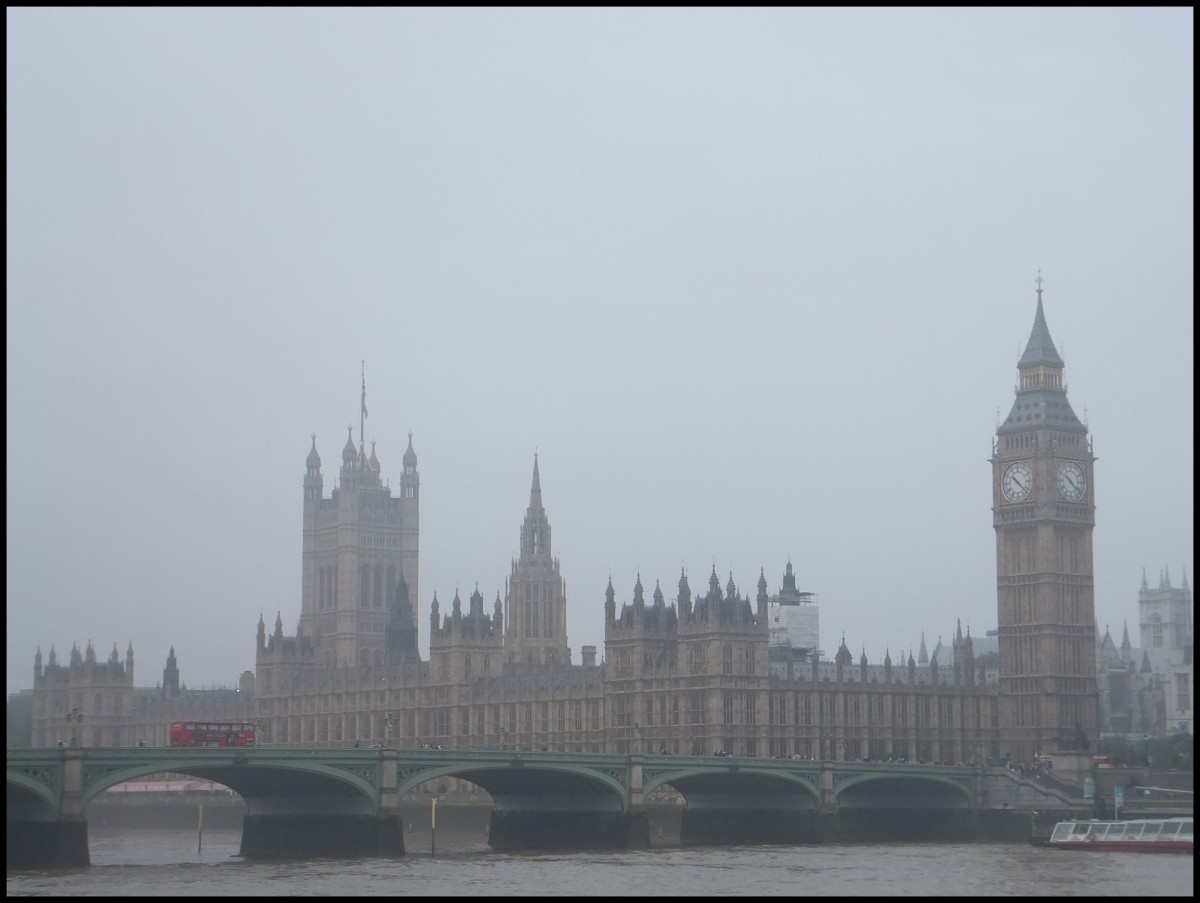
[756,568,769,622]
[304,434,323,501]
[162,646,180,698]
[678,568,692,619]
[605,577,616,627]
[835,636,852,682]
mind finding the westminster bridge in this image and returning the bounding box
[7,746,1082,867]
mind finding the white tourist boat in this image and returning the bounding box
[1046,816,1193,854]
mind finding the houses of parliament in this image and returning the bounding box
[26,287,1154,765]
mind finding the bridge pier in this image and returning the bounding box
[6,817,90,869]
[488,809,650,850]
[240,813,404,859]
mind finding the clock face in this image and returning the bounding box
[1057,461,1086,501]
[1002,461,1033,503]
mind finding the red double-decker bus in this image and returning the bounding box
[169,721,256,748]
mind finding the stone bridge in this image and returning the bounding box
[7,747,1081,867]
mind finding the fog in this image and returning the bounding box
[6,8,1192,694]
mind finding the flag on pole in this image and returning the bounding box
[361,366,368,418]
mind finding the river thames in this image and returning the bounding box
[6,820,1194,896]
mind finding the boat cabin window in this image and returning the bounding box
[1159,821,1180,835]
[1141,823,1163,838]
[1051,823,1074,841]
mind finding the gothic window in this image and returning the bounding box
[744,645,755,675]
[723,694,734,725]
[723,643,733,675]
[1152,614,1163,648]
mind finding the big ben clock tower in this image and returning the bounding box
[992,276,1099,763]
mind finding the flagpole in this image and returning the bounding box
[360,360,366,445]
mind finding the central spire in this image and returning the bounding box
[529,451,543,510]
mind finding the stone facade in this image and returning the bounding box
[252,447,1004,764]
[23,289,1104,765]
[28,644,255,748]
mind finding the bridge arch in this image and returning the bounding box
[643,765,822,808]
[76,757,377,811]
[399,762,628,811]
[7,770,60,819]
[834,772,974,809]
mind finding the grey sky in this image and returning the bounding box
[6,8,1193,695]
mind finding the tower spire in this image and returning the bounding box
[360,360,368,445]
[529,451,542,509]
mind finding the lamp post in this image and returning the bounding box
[633,722,641,756]
[65,706,83,748]
[500,727,508,751]
[384,713,396,748]
[823,729,833,762]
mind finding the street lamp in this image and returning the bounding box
[500,727,508,750]
[384,713,396,747]
[65,706,83,748]
[633,722,641,755]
